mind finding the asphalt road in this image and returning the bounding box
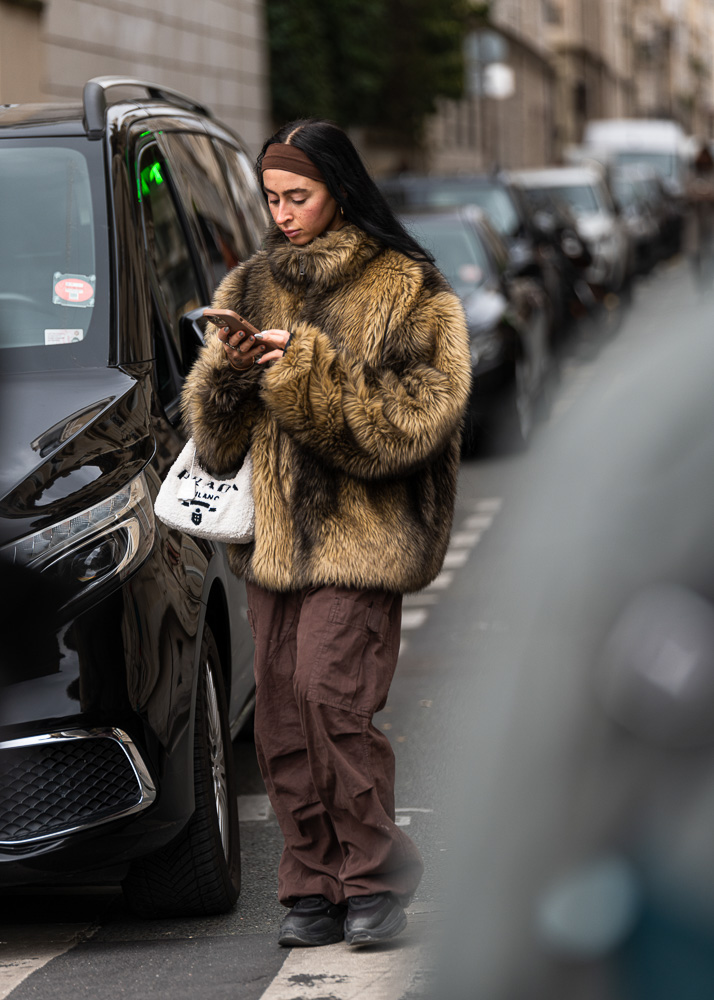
[0,256,703,1000]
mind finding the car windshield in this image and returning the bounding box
[615,151,677,179]
[525,183,601,216]
[415,182,521,238]
[406,217,490,296]
[612,178,637,206]
[0,139,109,371]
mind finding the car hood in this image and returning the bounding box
[0,365,155,547]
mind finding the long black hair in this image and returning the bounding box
[257,119,434,264]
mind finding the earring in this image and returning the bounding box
[340,205,345,217]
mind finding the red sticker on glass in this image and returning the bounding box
[53,273,95,307]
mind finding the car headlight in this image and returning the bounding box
[1,473,155,610]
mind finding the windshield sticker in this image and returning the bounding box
[53,272,95,307]
[45,328,85,345]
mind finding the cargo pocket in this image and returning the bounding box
[306,594,394,718]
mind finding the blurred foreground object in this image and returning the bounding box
[436,277,714,1000]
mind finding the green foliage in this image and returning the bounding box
[265,0,469,143]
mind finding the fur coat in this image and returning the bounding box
[180,223,471,594]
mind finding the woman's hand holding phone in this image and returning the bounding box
[204,308,267,370]
[203,309,291,370]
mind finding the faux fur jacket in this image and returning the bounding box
[180,223,471,594]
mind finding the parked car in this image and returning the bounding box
[581,118,687,198]
[0,77,268,916]
[521,197,595,327]
[610,164,663,274]
[402,207,550,451]
[379,172,570,346]
[511,165,632,296]
[575,118,687,253]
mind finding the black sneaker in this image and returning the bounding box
[278,895,347,947]
[343,892,407,946]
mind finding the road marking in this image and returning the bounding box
[397,498,503,635]
[257,914,433,1000]
[450,530,482,546]
[475,498,503,512]
[401,608,430,630]
[463,514,494,530]
[442,549,470,569]
[403,593,440,606]
[0,924,94,999]
[395,815,411,826]
[239,797,432,824]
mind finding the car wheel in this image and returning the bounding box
[122,625,241,917]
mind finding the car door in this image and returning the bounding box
[134,126,258,722]
[134,132,208,423]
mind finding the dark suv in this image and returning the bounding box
[0,77,266,916]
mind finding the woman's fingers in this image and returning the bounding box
[254,328,290,351]
[257,348,285,364]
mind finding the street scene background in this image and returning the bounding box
[3,1,714,998]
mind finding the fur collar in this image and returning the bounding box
[265,223,384,292]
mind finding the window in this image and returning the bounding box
[0,144,101,357]
[138,144,203,382]
[211,140,269,255]
[158,133,250,291]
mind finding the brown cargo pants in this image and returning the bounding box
[245,581,424,907]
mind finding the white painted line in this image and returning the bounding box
[464,514,494,530]
[257,916,432,1000]
[450,530,482,547]
[395,815,412,826]
[442,549,470,569]
[475,498,503,512]
[425,571,454,591]
[403,593,440,606]
[395,807,434,813]
[238,794,274,822]
[401,608,429,630]
[0,925,91,998]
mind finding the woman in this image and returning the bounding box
[181,119,471,947]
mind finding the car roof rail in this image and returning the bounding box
[83,76,212,139]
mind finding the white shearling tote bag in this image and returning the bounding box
[154,438,254,544]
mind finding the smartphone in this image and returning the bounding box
[203,308,261,339]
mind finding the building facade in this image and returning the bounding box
[424,0,556,174]
[0,0,270,154]
[545,0,636,153]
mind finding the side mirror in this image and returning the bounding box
[179,306,208,370]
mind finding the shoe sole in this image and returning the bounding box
[278,930,344,948]
[344,907,407,946]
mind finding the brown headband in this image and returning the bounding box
[261,143,325,184]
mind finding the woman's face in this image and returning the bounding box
[263,169,343,245]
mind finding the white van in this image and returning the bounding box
[581,118,687,196]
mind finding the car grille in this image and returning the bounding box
[0,730,155,845]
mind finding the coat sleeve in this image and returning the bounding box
[179,265,265,478]
[260,267,472,480]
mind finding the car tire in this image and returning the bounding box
[122,625,241,917]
